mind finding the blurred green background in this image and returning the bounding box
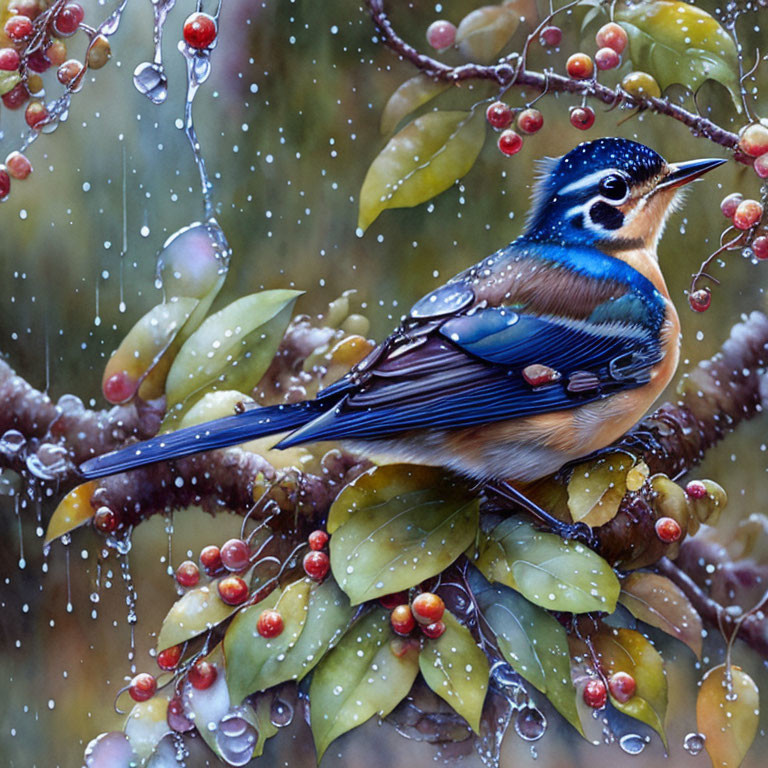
[0,0,766,765]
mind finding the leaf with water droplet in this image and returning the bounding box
[224,577,354,704]
[697,664,759,768]
[358,110,486,232]
[45,481,97,544]
[619,572,703,658]
[163,290,301,426]
[329,464,479,604]
[380,75,451,135]
[456,5,520,63]
[567,452,634,528]
[419,610,489,733]
[470,569,582,735]
[474,517,619,613]
[309,607,420,760]
[591,626,668,747]
[124,695,170,762]
[616,0,741,111]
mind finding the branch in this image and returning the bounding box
[366,0,744,155]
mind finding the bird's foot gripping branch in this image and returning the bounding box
[2,291,766,766]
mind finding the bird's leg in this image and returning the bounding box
[486,480,599,549]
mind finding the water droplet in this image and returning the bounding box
[684,732,705,755]
[132,62,168,104]
[514,706,546,741]
[619,733,647,754]
[270,697,294,727]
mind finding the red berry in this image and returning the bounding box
[539,25,562,47]
[57,59,83,87]
[200,545,222,574]
[486,101,514,130]
[655,516,682,543]
[220,538,250,571]
[303,550,330,581]
[183,12,217,50]
[720,192,743,218]
[0,169,10,201]
[167,695,194,732]
[24,101,46,129]
[102,371,137,403]
[569,106,595,130]
[53,2,84,37]
[0,47,20,71]
[188,658,217,690]
[498,129,523,156]
[595,47,620,71]
[752,235,768,260]
[26,50,50,73]
[583,678,607,708]
[689,289,711,313]
[566,53,594,79]
[93,506,117,533]
[257,609,284,638]
[157,644,182,670]
[379,590,409,610]
[218,575,249,605]
[754,154,768,179]
[411,592,445,625]
[4,15,33,41]
[421,620,446,639]
[128,673,157,702]
[733,199,763,230]
[390,604,416,636]
[739,123,768,158]
[308,530,329,551]
[1,83,29,110]
[517,108,543,134]
[426,19,456,51]
[522,363,560,387]
[684,480,708,499]
[608,671,637,703]
[175,560,200,588]
[595,22,628,54]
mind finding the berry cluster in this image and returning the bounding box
[485,101,543,157]
[0,0,111,201]
[385,590,446,640]
[303,528,331,580]
[582,670,637,708]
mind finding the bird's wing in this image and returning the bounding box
[276,306,662,447]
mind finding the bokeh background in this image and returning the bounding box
[0,0,766,766]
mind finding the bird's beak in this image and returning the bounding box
[657,157,727,190]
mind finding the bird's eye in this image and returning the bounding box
[598,174,629,202]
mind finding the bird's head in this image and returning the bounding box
[523,138,725,254]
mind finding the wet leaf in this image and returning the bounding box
[224,577,354,703]
[470,570,582,734]
[616,0,741,110]
[567,452,633,528]
[310,608,420,760]
[456,6,520,63]
[619,572,703,658]
[164,290,301,424]
[329,464,479,604]
[250,693,280,759]
[697,664,759,768]
[474,517,619,613]
[592,627,668,747]
[45,481,97,544]
[419,611,489,733]
[358,110,486,231]
[124,695,170,762]
[0,70,20,97]
[380,74,451,135]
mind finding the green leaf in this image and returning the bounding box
[310,608,420,760]
[163,290,301,424]
[697,664,759,768]
[619,572,703,659]
[456,6,520,63]
[124,695,171,762]
[474,517,620,613]
[329,464,479,604]
[44,481,98,544]
[0,70,21,97]
[380,75,451,135]
[419,611,489,733]
[358,110,486,231]
[616,0,741,110]
[567,452,634,528]
[224,577,354,703]
[470,570,582,734]
[592,627,668,747]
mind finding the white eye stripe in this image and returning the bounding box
[557,168,623,196]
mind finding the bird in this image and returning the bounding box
[80,138,724,538]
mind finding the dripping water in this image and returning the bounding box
[132,0,177,103]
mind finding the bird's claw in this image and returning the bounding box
[548,519,600,549]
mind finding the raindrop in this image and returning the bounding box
[619,733,648,755]
[684,732,706,755]
[514,706,546,741]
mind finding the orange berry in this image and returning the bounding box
[608,671,637,703]
[390,604,416,635]
[595,22,628,54]
[739,122,768,157]
[411,592,445,625]
[566,53,594,79]
[498,129,523,156]
[733,199,763,230]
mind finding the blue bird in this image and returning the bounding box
[80,138,723,536]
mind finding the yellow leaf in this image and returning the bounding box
[567,452,634,527]
[380,75,450,135]
[456,6,519,64]
[45,481,97,544]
